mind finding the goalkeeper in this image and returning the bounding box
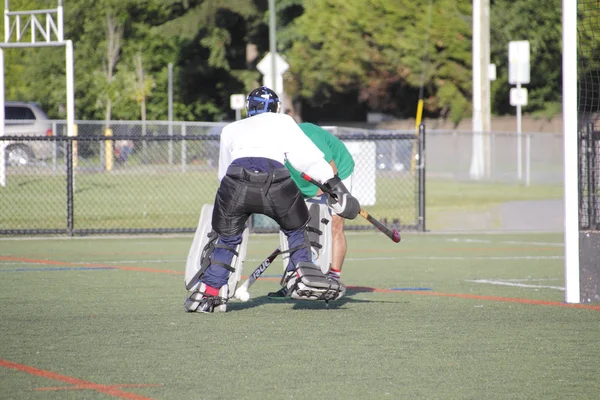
[269,122,355,298]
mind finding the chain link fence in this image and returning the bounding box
[579,122,600,230]
[0,121,423,236]
[426,129,563,185]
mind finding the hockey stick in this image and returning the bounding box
[234,247,281,301]
[301,173,401,243]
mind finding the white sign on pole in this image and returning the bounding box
[230,94,245,110]
[509,87,528,106]
[256,52,289,95]
[509,40,530,85]
[488,63,497,81]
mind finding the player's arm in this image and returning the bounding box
[284,123,334,184]
[315,160,337,196]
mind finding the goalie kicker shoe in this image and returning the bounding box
[283,262,346,301]
[267,286,289,299]
[184,283,228,313]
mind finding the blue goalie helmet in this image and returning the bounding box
[246,86,281,117]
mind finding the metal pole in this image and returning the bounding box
[4,1,10,42]
[517,81,523,182]
[418,123,426,232]
[524,132,530,186]
[470,0,484,180]
[181,122,187,173]
[168,63,173,165]
[65,41,75,136]
[52,121,57,172]
[65,39,75,190]
[66,137,74,236]
[57,1,64,41]
[481,0,491,178]
[0,48,5,187]
[268,0,277,90]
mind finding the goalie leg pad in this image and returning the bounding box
[284,262,346,301]
[184,204,249,306]
[280,197,332,274]
[185,204,216,292]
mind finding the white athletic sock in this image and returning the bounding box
[328,268,341,280]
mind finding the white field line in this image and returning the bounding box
[349,256,563,261]
[467,279,565,291]
[445,238,563,247]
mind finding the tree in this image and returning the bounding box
[156,0,268,121]
[120,51,155,160]
[490,0,562,118]
[98,11,124,127]
[282,0,472,123]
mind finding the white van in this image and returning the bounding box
[3,101,53,166]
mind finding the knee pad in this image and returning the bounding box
[185,204,249,300]
[280,197,332,274]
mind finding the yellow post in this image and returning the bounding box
[72,124,78,168]
[411,99,424,174]
[105,128,113,171]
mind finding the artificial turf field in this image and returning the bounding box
[0,231,598,400]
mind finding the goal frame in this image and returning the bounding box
[0,0,74,187]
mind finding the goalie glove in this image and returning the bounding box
[323,176,360,219]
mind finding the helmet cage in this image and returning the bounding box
[246,87,281,116]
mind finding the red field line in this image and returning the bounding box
[348,286,600,310]
[0,359,158,400]
[4,256,598,311]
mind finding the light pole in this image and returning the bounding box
[268,0,277,91]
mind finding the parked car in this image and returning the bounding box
[3,101,53,166]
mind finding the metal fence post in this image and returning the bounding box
[168,122,174,166]
[181,122,187,173]
[52,121,57,172]
[66,137,74,236]
[525,133,531,186]
[418,123,426,232]
[490,131,496,179]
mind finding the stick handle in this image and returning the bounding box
[238,247,280,292]
[301,173,401,243]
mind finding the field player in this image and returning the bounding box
[184,86,360,313]
[269,122,355,298]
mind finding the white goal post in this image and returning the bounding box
[563,0,579,303]
[0,0,75,187]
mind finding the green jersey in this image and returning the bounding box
[285,122,355,198]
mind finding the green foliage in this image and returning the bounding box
[490,0,562,117]
[0,0,570,124]
[283,0,472,120]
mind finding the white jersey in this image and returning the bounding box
[217,112,335,183]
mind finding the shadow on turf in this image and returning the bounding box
[226,286,404,312]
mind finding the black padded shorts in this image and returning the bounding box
[211,164,309,236]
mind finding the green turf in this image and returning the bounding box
[0,232,597,400]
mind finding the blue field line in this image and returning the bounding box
[0,267,116,272]
[260,274,283,278]
[391,287,433,291]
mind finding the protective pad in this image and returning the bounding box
[185,204,249,298]
[284,262,346,301]
[184,283,228,313]
[280,197,332,274]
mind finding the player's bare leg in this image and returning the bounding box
[329,214,346,280]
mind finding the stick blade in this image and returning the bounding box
[392,230,401,243]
